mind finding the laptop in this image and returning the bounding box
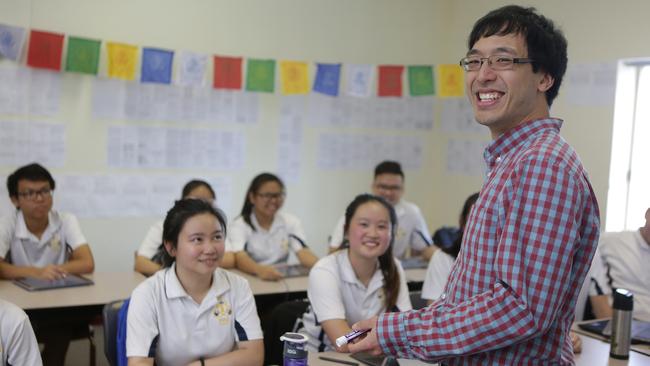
[13,274,94,291]
[273,264,310,278]
[578,319,650,344]
[399,257,428,270]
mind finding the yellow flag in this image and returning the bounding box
[438,64,464,97]
[280,61,309,95]
[107,42,138,80]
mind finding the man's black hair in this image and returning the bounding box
[6,163,55,198]
[374,160,404,179]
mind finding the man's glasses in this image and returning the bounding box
[17,188,52,200]
[257,192,286,201]
[459,55,534,71]
[375,184,403,192]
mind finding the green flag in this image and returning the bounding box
[66,36,100,74]
[246,58,275,92]
[408,65,435,96]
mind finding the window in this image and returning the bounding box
[606,60,650,231]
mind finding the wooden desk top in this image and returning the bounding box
[0,271,146,310]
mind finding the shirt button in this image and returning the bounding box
[441,293,446,300]
[495,156,502,163]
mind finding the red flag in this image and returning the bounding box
[27,30,64,71]
[377,65,404,97]
[213,55,242,89]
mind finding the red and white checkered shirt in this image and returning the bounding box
[377,118,600,365]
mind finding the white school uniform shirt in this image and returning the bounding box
[227,212,307,265]
[127,264,263,365]
[0,299,42,366]
[574,245,611,321]
[298,250,412,352]
[0,210,87,266]
[328,200,432,259]
[421,249,456,301]
[136,220,164,259]
[599,230,650,321]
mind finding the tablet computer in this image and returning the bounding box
[399,257,428,270]
[274,264,310,278]
[578,319,650,344]
[350,353,400,366]
[13,274,94,291]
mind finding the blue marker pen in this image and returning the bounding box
[335,329,370,348]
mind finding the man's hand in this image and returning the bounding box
[37,264,68,280]
[570,331,582,353]
[347,316,383,356]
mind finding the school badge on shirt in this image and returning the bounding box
[396,228,406,240]
[281,238,289,251]
[213,295,232,325]
[49,234,61,252]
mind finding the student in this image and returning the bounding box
[349,6,600,363]
[0,163,95,366]
[127,199,263,366]
[298,194,412,352]
[229,173,318,281]
[329,161,434,260]
[134,179,234,276]
[422,192,478,304]
[0,299,42,366]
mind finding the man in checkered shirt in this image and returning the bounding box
[349,5,600,365]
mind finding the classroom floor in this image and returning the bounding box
[65,324,109,366]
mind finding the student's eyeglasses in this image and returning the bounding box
[374,184,403,192]
[257,192,286,201]
[459,55,535,72]
[17,188,53,200]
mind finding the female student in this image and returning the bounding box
[229,173,318,280]
[298,194,412,352]
[134,179,235,276]
[127,199,263,366]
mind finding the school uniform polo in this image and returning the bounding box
[298,250,412,352]
[136,220,164,260]
[574,245,610,321]
[0,210,87,266]
[328,200,432,259]
[126,264,263,365]
[421,249,456,301]
[227,212,307,265]
[0,299,42,366]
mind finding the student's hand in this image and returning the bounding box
[348,316,383,356]
[256,265,283,281]
[37,264,68,280]
[570,331,582,353]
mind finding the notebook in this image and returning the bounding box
[273,264,310,278]
[13,274,94,291]
[578,319,650,344]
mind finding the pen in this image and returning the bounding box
[318,355,359,366]
[335,328,370,347]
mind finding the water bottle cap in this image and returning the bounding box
[613,288,634,311]
[279,332,309,344]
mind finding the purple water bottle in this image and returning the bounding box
[279,332,309,366]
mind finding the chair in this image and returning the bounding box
[410,291,428,310]
[103,299,126,366]
[264,299,310,365]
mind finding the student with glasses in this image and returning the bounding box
[0,163,95,366]
[229,173,318,280]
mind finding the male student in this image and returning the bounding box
[349,6,600,363]
[0,163,95,366]
[329,160,434,260]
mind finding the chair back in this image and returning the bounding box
[102,299,125,366]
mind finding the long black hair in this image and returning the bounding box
[239,173,284,231]
[160,198,227,268]
[441,192,479,259]
[181,179,215,200]
[342,193,400,311]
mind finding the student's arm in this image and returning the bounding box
[127,357,153,366]
[418,246,437,260]
[234,251,282,281]
[60,244,94,274]
[134,254,162,276]
[589,294,613,319]
[186,339,264,366]
[296,248,318,268]
[220,252,236,269]
[0,258,65,280]
[321,319,353,353]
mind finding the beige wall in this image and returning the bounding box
[0,0,646,270]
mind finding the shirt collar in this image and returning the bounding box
[250,212,283,233]
[14,210,62,245]
[634,230,650,252]
[484,118,563,169]
[164,263,231,300]
[337,250,384,292]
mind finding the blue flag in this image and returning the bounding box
[141,47,173,84]
[0,24,26,61]
[313,63,341,96]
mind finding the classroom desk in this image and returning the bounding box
[0,271,146,310]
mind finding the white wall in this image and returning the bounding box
[2,0,648,271]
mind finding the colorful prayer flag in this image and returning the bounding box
[313,63,341,96]
[107,42,138,80]
[213,55,242,89]
[26,30,64,71]
[0,24,26,61]
[178,51,207,86]
[141,47,173,84]
[378,65,404,97]
[246,58,275,93]
[438,64,464,97]
[65,36,101,75]
[345,64,373,97]
[280,61,309,95]
[408,65,434,96]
